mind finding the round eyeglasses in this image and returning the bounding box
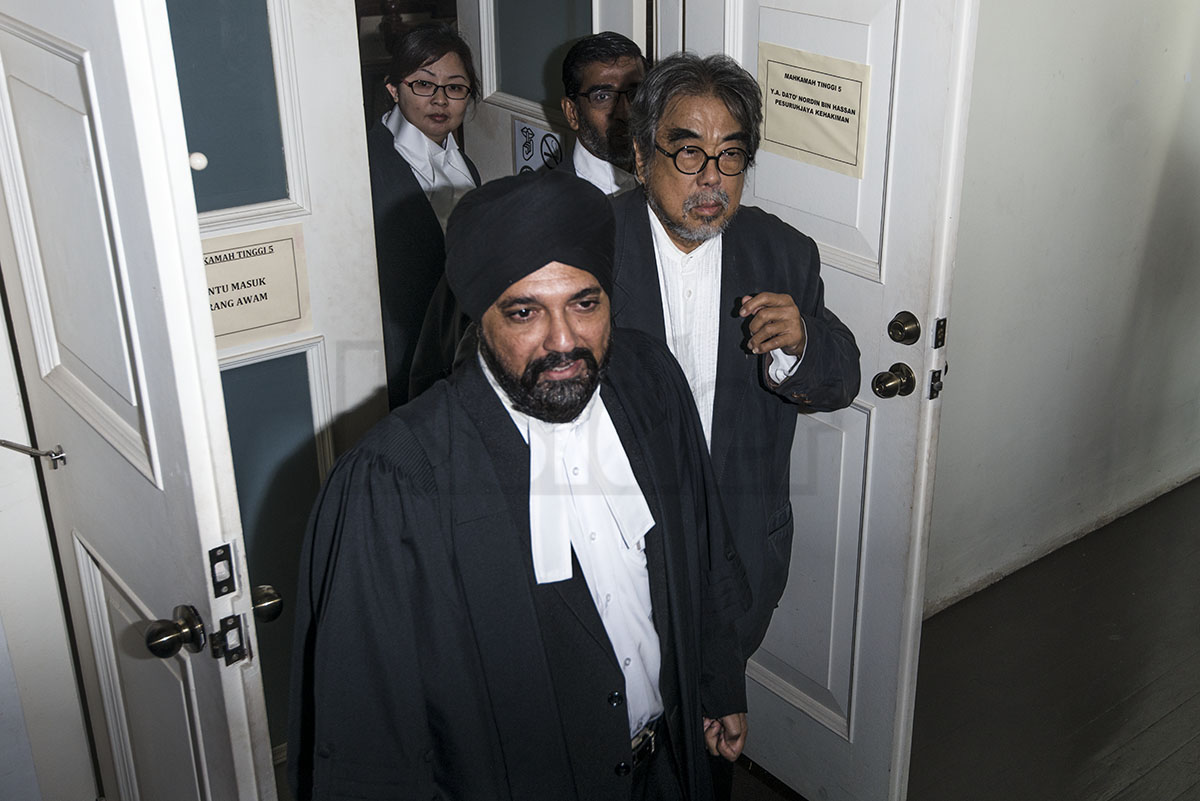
[403,79,471,101]
[654,143,750,176]
[572,85,639,110]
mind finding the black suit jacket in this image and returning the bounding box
[289,330,747,801]
[610,189,861,655]
[366,121,480,409]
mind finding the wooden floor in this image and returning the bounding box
[735,476,1200,801]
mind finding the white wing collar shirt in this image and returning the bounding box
[480,354,663,736]
[572,144,638,197]
[646,207,802,450]
[383,105,476,231]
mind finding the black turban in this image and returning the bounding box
[444,169,615,322]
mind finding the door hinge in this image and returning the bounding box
[933,318,948,348]
[211,614,249,665]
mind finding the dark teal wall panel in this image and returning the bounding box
[167,0,288,211]
[495,0,591,103]
[221,353,319,746]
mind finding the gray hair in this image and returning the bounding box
[630,52,762,171]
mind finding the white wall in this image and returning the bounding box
[0,617,40,800]
[925,0,1200,612]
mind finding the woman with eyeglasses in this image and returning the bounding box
[367,22,481,409]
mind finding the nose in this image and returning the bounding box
[612,92,632,120]
[431,87,449,105]
[697,155,723,187]
[542,309,579,355]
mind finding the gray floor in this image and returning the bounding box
[736,476,1200,801]
[907,476,1200,801]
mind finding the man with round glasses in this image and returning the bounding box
[610,52,861,790]
[560,32,647,195]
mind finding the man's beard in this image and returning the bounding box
[647,185,735,244]
[479,330,611,424]
[575,113,635,173]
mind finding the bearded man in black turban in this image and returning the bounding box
[288,170,750,801]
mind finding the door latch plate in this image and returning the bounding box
[209,546,235,598]
[929,369,944,399]
[211,615,248,665]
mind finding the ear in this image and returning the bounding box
[632,140,647,184]
[386,82,399,102]
[561,96,581,132]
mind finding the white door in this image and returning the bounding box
[0,0,275,799]
[684,1,977,799]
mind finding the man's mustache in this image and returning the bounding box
[683,188,730,215]
[523,348,599,386]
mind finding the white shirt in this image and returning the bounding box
[572,144,638,197]
[383,105,476,231]
[647,208,802,449]
[480,356,663,735]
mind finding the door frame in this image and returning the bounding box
[892,1,980,794]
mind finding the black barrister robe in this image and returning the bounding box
[366,122,481,409]
[288,329,749,801]
[610,189,861,656]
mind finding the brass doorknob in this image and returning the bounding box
[145,605,207,658]
[872,363,917,398]
[251,585,283,623]
[887,311,921,345]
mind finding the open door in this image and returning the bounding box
[681,1,979,799]
[0,0,274,797]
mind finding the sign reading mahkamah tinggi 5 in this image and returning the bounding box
[757,42,871,179]
[202,223,311,347]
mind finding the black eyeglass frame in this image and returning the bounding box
[402,79,472,100]
[570,85,640,109]
[653,143,752,176]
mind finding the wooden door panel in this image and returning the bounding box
[744,1,898,278]
[77,551,207,801]
[0,24,157,478]
[749,402,869,737]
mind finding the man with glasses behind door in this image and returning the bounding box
[608,51,861,796]
[560,32,647,196]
